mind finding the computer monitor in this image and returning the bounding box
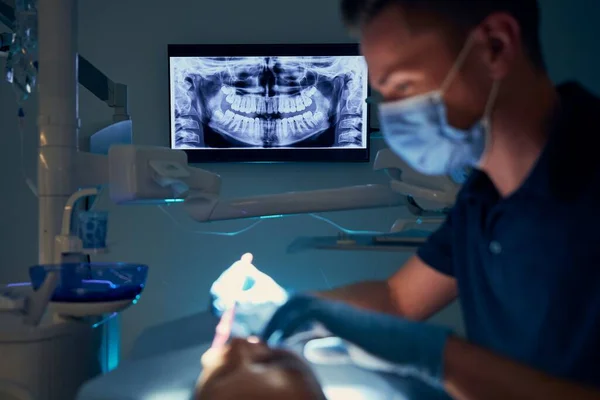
[168,44,370,163]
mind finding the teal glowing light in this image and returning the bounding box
[106,317,120,371]
[92,314,121,372]
[164,198,184,203]
[260,214,284,220]
[132,294,141,305]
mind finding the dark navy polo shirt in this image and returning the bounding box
[417,82,600,388]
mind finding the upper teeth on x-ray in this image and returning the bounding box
[171,56,367,148]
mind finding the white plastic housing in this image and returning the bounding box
[185,184,406,222]
[49,299,133,318]
[108,145,221,205]
[109,145,186,204]
[0,314,104,400]
[373,149,459,209]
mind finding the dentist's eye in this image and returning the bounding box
[395,82,412,95]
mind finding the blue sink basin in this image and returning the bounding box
[29,263,148,303]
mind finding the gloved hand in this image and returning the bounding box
[210,253,288,336]
[261,294,452,388]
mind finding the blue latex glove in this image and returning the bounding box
[210,253,288,336]
[261,294,452,387]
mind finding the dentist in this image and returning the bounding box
[209,1,600,398]
[296,0,600,400]
[266,0,600,399]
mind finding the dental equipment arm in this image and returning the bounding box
[373,149,459,212]
[182,148,458,223]
[98,146,457,225]
[68,145,454,226]
[184,184,407,222]
[443,337,600,400]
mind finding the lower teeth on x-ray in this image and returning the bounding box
[170,56,367,149]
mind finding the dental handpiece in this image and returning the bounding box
[211,305,236,349]
[210,253,255,349]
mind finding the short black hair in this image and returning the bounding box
[341,0,545,70]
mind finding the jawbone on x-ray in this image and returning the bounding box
[171,56,368,149]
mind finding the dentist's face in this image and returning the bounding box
[359,3,496,131]
[195,338,325,400]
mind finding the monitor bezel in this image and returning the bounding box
[167,43,371,163]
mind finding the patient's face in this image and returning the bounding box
[195,338,326,400]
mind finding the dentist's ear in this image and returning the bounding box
[477,12,521,80]
[490,37,504,54]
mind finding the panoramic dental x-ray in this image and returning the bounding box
[170,56,367,149]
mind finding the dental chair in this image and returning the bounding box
[77,310,450,400]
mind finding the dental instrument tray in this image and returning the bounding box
[286,229,430,253]
[29,263,148,303]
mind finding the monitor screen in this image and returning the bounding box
[168,44,370,162]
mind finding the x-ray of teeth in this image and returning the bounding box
[170,55,368,149]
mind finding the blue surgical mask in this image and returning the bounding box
[378,36,501,176]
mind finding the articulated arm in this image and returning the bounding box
[182,149,458,222]
[184,184,407,222]
[96,146,459,222]
[70,146,458,227]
